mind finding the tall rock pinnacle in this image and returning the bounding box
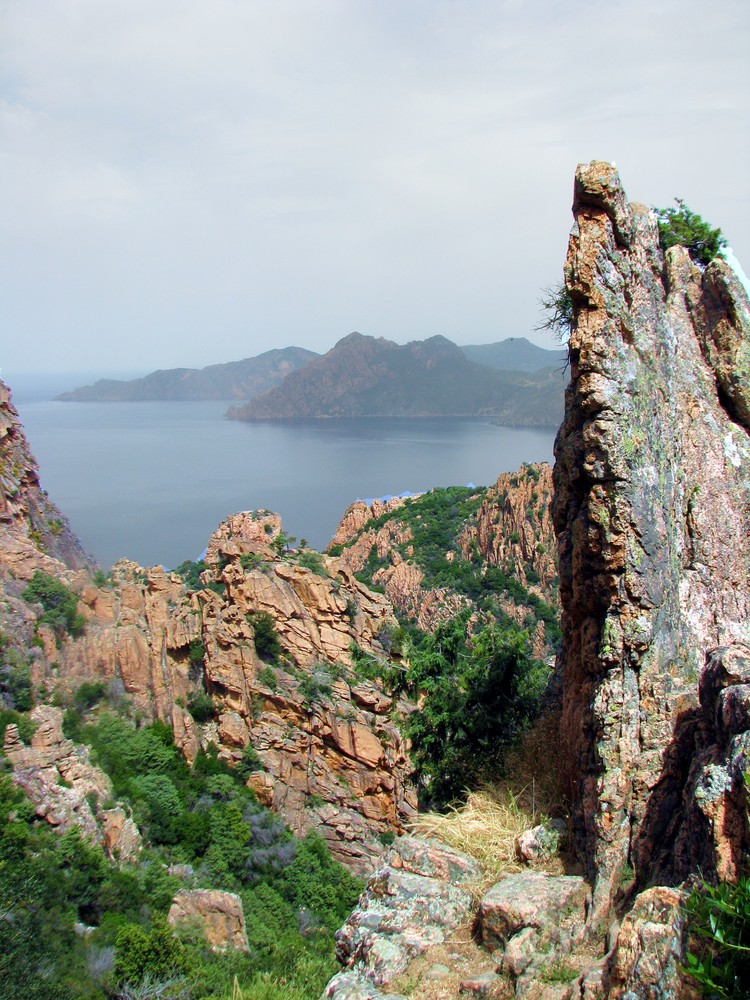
[553,162,750,923]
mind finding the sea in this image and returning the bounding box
[9,374,558,572]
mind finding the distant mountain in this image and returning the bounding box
[459,337,566,372]
[57,347,319,401]
[227,332,565,425]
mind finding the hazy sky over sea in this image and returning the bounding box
[2,0,748,377]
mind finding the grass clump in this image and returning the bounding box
[410,714,568,892]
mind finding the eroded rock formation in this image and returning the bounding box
[0,380,92,574]
[3,705,142,861]
[553,161,750,921]
[0,382,417,873]
[331,466,558,645]
[168,889,250,952]
[6,510,415,872]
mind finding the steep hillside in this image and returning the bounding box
[57,346,318,401]
[228,332,565,425]
[328,464,559,659]
[0,380,93,573]
[460,336,567,372]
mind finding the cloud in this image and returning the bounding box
[0,0,748,373]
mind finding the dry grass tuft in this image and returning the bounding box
[409,713,570,893]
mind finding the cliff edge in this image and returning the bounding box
[553,162,750,922]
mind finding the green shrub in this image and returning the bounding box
[402,613,550,806]
[21,570,85,639]
[236,743,263,778]
[188,639,206,666]
[537,282,574,340]
[655,198,727,268]
[186,689,217,723]
[0,707,36,745]
[298,673,333,706]
[247,611,283,663]
[240,552,267,572]
[174,559,208,590]
[0,659,32,712]
[296,550,328,577]
[113,919,189,988]
[73,680,108,712]
[684,875,750,997]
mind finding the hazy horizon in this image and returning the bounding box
[2,1,747,377]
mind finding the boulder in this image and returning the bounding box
[167,889,249,952]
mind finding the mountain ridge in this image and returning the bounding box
[228,332,565,425]
[56,346,318,402]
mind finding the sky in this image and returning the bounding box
[1,0,748,378]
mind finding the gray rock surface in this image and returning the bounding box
[552,161,750,922]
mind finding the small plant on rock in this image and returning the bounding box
[683,875,750,998]
[654,198,726,268]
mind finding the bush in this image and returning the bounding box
[73,680,108,712]
[655,198,727,268]
[402,614,550,806]
[174,559,207,590]
[684,875,750,997]
[113,919,189,989]
[247,611,283,663]
[537,282,574,341]
[0,659,32,712]
[21,570,85,639]
[186,690,216,723]
[296,550,328,577]
[187,640,205,666]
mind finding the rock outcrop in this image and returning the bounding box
[0,379,92,582]
[552,161,750,921]
[324,837,482,998]
[37,516,417,873]
[3,705,142,861]
[330,466,559,652]
[167,889,250,952]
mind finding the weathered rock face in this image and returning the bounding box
[457,464,557,595]
[43,519,417,873]
[553,162,750,920]
[331,466,558,646]
[0,379,92,575]
[3,705,142,861]
[167,889,250,952]
[325,837,482,998]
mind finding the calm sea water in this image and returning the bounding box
[11,376,557,571]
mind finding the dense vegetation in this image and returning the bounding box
[684,874,750,997]
[354,611,550,808]
[22,570,86,639]
[332,484,560,649]
[1,692,361,999]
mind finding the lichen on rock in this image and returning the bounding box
[553,160,750,923]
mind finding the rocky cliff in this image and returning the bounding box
[0,380,418,873]
[228,332,565,425]
[329,467,559,657]
[0,380,92,574]
[553,162,750,922]
[44,521,417,873]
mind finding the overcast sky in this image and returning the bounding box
[2,0,748,377]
